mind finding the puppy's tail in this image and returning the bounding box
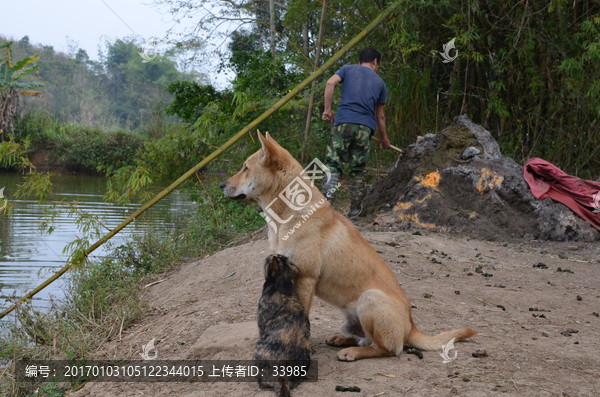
[406,326,478,351]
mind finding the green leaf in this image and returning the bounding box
[12,55,40,72]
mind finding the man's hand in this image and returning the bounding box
[322,110,334,123]
[379,135,392,149]
[372,136,402,153]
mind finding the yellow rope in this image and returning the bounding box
[0,1,400,319]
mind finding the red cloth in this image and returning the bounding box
[523,158,600,230]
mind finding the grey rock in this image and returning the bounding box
[461,146,481,159]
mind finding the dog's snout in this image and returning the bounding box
[219,182,227,189]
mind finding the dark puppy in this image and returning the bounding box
[254,254,311,397]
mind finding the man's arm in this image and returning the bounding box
[322,74,342,123]
[376,103,391,148]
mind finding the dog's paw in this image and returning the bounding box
[337,347,359,362]
[326,334,357,347]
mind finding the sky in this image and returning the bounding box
[1,0,233,87]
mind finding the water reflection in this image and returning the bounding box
[0,172,195,311]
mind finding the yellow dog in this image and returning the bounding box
[221,132,477,361]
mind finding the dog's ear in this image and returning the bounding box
[276,255,298,292]
[263,256,270,280]
[264,254,281,281]
[265,255,295,295]
[257,130,282,168]
[264,131,275,141]
[275,254,298,280]
[257,130,273,159]
[264,132,284,150]
[286,262,300,279]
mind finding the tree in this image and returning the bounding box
[153,0,599,178]
[227,30,299,98]
[165,81,220,122]
[0,41,42,141]
[101,38,183,129]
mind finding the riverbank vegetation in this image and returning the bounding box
[0,180,263,396]
[1,1,598,395]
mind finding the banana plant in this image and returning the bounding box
[0,41,43,140]
[0,41,41,89]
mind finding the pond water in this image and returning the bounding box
[0,172,195,313]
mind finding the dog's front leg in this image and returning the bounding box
[294,276,318,314]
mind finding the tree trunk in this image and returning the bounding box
[300,0,328,161]
[302,23,309,57]
[0,88,18,142]
[269,0,276,56]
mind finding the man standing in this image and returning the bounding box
[321,47,391,219]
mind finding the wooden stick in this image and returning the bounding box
[372,136,403,153]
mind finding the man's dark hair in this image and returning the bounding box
[359,47,382,64]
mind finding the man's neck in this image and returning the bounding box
[360,61,378,72]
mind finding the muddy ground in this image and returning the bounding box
[69,227,599,397]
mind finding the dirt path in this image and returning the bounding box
[69,229,599,397]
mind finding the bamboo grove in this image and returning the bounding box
[164,0,599,177]
[2,0,598,185]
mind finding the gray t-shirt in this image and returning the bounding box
[333,64,387,131]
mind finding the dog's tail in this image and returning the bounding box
[406,326,478,351]
[275,380,291,397]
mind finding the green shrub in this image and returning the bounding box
[57,127,145,174]
[11,111,145,174]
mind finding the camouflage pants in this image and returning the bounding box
[324,123,373,177]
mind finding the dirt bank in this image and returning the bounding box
[69,228,599,397]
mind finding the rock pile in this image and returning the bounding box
[362,115,598,241]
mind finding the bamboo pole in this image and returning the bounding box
[0,1,400,320]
